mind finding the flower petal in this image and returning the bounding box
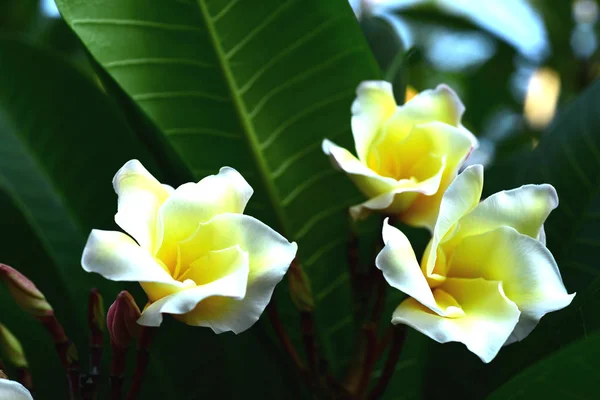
[350,156,446,220]
[448,226,575,341]
[392,278,520,363]
[137,246,249,327]
[0,379,33,400]
[376,219,440,313]
[400,122,477,229]
[425,164,484,275]
[113,159,172,252]
[156,167,253,264]
[351,81,397,162]
[453,184,558,244]
[82,229,180,286]
[173,213,297,333]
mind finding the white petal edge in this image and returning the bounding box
[82,230,181,286]
[425,164,484,275]
[113,159,172,252]
[376,219,441,314]
[392,279,520,363]
[457,184,558,242]
[137,249,250,327]
[155,167,254,253]
[351,81,397,162]
[0,379,34,400]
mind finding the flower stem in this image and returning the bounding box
[88,289,104,399]
[125,327,155,400]
[367,325,407,400]
[38,315,80,400]
[267,302,304,371]
[356,323,378,398]
[16,367,33,392]
[109,343,127,400]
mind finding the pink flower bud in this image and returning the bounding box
[0,264,53,317]
[107,291,141,349]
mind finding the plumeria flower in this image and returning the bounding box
[322,81,477,228]
[82,160,297,334]
[375,164,575,362]
[0,378,33,400]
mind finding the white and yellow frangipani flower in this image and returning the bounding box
[322,81,477,228]
[375,164,575,362]
[0,378,33,400]
[82,160,297,334]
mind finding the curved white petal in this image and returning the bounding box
[449,226,575,337]
[82,230,180,286]
[156,167,253,263]
[174,213,297,333]
[456,184,558,242]
[0,379,33,400]
[351,81,397,162]
[425,164,484,275]
[392,278,520,363]
[113,159,172,252]
[376,219,440,313]
[137,248,249,327]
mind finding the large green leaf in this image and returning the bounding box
[55,0,382,375]
[0,38,300,399]
[0,37,158,397]
[424,80,600,398]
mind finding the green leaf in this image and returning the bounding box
[0,38,304,400]
[488,332,600,399]
[55,0,381,376]
[424,80,600,399]
[0,37,161,397]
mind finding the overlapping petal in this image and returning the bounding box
[156,167,253,264]
[452,184,558,245]
[351,81,397,162]
[113,159,172,252]
[82,230,181,287]
[137,248,249,328]
[392,278,520,363]
[424,164,484,276]
[170,213,298,333]
[449,226,575,336]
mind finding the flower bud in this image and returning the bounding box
[107,291,141,349]
[88,289,105,335]
[0,324,28,368]
[0,264,53,317]
[288,263,314,312]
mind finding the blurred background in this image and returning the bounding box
[2,0,599,168]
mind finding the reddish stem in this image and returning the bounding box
[367,325,407,400]
[300,311,318,373]
[267,302,304,371]
[16,367,33,391]
[110,344,127,400]
[38,315,80,400]
[356,323,378,398]
[125,327,155,400]
[88,290,104,399]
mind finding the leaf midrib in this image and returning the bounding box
[196,0,290,236]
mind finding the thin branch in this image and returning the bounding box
[110,344,127,400]
[38,315,80,400]
[125,327,156,400]
[367,325,407,400]
[356,323,378,398]
[267,302,304,371]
